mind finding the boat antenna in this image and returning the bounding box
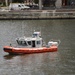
[40,27,41,36]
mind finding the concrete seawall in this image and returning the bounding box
[0,9,75,20]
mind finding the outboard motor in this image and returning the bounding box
[48,41,59,47]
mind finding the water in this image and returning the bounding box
[0,19,75,75]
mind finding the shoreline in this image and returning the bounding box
[0,9,75,20]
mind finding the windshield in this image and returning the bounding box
[18,41,27,46]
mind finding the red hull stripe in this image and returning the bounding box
[3,46,57,54]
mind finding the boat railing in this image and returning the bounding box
[48,39,61,47]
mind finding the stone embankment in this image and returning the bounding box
[0,9,75,20]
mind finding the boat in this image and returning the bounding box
[3,31,60,54]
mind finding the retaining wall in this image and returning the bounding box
[0,10,75,20]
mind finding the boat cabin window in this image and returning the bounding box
[18,41,27,46]
[22,41,27,46]
[32,34,38,37]
[37,41,41,45]
[27,41,31,45]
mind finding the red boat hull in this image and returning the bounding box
[3,46,58,54]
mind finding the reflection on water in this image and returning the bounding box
[0,20,75,75]
[3,52,59,75]
[3,54,18,60]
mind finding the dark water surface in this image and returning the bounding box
[0,20,75,75]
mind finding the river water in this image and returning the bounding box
[0,19,75,75]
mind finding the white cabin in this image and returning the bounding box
[16,32,43,48]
